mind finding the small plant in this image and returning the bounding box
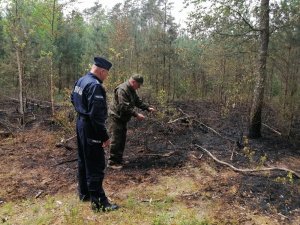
[124,195,139,209]
[259,154,267,167]
[179,218,211,225]
[287,171,294,184]
[54,109,75,134]
[53,88,76,134]
[274,172,294,185]
[152,212,170,225]
[63,203,84,225]
[242,146,255,163]
[157,89,168,106]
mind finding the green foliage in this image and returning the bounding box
[242,146,255,163]
[63,203,84,225]
[152,212,170,225]
[0,0,299,139]
[274,172,294,185]
[157,89,168,106]
[124,194,139,209]
[270,75,281,97]
[53,88,75,134]
[259,154,268,167]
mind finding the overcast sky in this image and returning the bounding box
[64,0,190,26]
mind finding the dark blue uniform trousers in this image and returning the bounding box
[76,117,107,204]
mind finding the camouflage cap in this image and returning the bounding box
[131,74,144,84]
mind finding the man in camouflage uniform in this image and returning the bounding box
[108,74,155,169]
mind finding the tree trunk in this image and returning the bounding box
[16,48,24,116]
[50,0,56,117]
[50,56,55,116]
[249,0,270,138]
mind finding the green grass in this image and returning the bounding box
[0,166,283,225]
[0,177,211,225]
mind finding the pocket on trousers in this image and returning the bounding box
[86,138,103,157]
[87,138,102,145]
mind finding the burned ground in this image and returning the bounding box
[0,98,299,224]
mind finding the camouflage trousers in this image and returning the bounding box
[108,117,127,164]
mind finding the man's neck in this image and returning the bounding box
[90,66,103,82]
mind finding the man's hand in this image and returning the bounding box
[102,139,111,148]
[148,107,155,112]
[136,113,145,121]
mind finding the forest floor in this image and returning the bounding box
[0,98,299,225]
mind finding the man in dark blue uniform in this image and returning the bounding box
[71,57,118,212]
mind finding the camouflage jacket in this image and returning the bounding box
[109,81,149,122]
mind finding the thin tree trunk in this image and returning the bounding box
[16,48,24,116]
[249,0,270,138]
[162,0,167,91]
[50,0,56,117]
[50,56,55,116]
[168,52,171,101]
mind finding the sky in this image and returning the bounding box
[63,0,191,26]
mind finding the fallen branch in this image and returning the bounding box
[35,190,43,198]
[177,108,190,117]
[143,151,175,157]
[55,135,76,149]
[262,123,282,136]
[172,108,238,144]
[193,120,236,143]
[168,107,195,124]
[141,198,163,203]
[0,131,12,138]
[54,158,77,166]
[0,119,20,132]
[182,191,199,197]
[195,144,300,178]
[168,115,194,124]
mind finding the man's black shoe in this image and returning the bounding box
[79,194,90,202]
[108,160,123,170]
[91,201,119,212]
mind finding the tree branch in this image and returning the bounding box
[262,123,282,136]
[230,8,261,32]
[195,144,300,178]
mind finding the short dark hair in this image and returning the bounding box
[131,74,144,84]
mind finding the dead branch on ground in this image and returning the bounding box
[262,123,282,136]
[0,119,21,132]
[143,151,175,157]
[195,144,300,178]
[193,120,237,143]
[55,135,76,149]
[54,158,77,166]
[170,109,238,144]
[0,131,13,139]
[168,115,194,124]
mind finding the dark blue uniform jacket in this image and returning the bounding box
[71,72,109,142]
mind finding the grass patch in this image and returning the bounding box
[0,168,281,225]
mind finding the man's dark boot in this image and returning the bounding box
[108,160,123,170]
[91,199,119,212]
[79,194,90,202]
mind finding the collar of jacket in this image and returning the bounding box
[88,72,103,84]
[126,81,135,91]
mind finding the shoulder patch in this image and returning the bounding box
[74,85,83,95]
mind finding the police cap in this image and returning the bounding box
[94,57,112,71]
[131,74,144,84]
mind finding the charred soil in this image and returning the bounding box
[0,99,299,224]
